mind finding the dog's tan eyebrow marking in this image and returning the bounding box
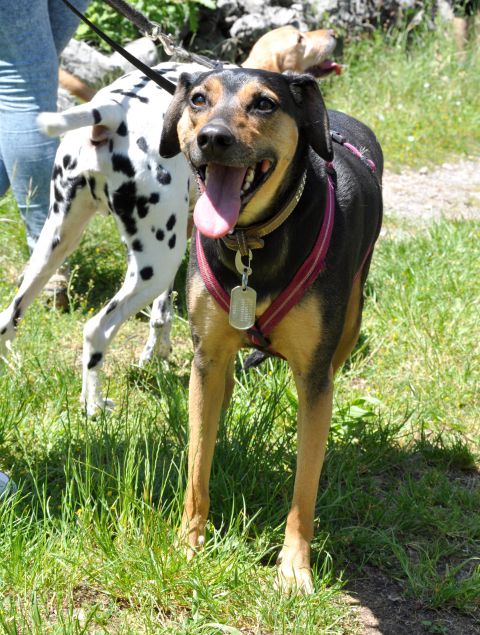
[177,77,227,148]
[221,80,284,137]
[195,77,224,107]
[236,81,280,107]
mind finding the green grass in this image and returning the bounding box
[321,28,480,168]
[0,30,479,634]
[1,197,479,631]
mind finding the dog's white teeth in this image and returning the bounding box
[204,165,210,183]
[241,166,255,193]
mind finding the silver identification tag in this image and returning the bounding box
[229,285,257,330]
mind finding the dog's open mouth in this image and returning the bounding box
[306,60,342,78]
[193,159,274,238]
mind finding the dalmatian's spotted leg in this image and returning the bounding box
[139,286,174,365]
[0,163,95,366]
[81,242,186,416]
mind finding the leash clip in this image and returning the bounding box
[150,27,177,56]
[235,249,253,285]
[331,130,346,145]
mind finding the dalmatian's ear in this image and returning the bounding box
[160,72,200,158]
[287,74,333,162]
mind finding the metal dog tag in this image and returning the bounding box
[229,285,257,330]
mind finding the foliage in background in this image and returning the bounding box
[321,27,479,168]
[77,0,215,51]
[317,0,440,38]
[76,4,479,169]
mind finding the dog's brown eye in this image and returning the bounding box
[253,97,276,113]
[191,93,207,107]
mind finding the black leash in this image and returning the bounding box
[60,0,177,94]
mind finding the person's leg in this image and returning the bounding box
[0,114,59,251]
[0,0,89,251]
[49,0,91,55]
[0,1,58,250]
[453,15,469,50]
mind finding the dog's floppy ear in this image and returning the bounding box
[160,72,198,158]
[287,74,333,161]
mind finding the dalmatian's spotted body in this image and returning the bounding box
[0,63,200,415]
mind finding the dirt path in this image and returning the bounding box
[343,564,479,635]
[382,157,480,225]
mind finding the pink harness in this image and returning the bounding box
[196,134,376,356]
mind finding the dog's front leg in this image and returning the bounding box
[182,346,234,555]
[182,359,220,554]
[81,266,178,416]
[276,366,334,595]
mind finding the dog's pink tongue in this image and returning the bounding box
[194,164,247,238]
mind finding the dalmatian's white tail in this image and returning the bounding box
[38,102,125,137]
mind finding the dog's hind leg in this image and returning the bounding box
[332,275,364,373]
[138,286,174,365]
[0,168,95,364]
[275,366,333,595]
[81,261,182,417]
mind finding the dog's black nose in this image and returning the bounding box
[197,121,235,151]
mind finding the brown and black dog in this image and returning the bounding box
[160,68,383,593]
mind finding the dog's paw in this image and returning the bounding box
[185,534,205,561]
[154,338,172,360]
[0,315,14,356]
[275,545,314,595]
[177,518,206,561]
[138,349,151,367]
[0,328,15,368]
[138,340,171,366]
[138,345,157,367]
[0,340,8,366]
[83,397,116,418]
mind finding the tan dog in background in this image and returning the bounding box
[243,25,342,77]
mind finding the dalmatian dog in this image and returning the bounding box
[0,27,340,416]
[0,63,198,415]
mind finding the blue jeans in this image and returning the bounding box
[0,0,90,251]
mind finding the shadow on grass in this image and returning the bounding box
[341,562,479,635]
[1,369,478,630]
